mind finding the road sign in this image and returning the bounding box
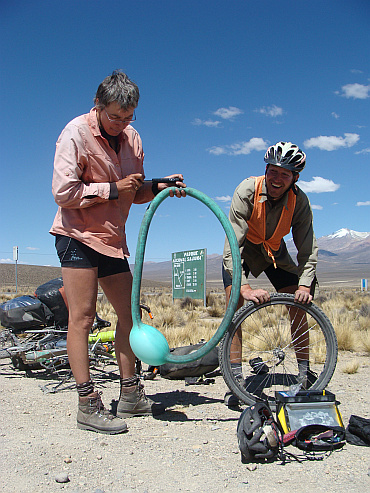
[13,246,19,261]
[172,249,206,304]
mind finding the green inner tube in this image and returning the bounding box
[130,187,241,366]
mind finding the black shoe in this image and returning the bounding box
[224,391,240,408]
[249,357,269,374]
[298,368,318,390]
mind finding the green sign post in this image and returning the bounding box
[172,249,206,305]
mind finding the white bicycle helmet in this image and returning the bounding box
[264,141,306,172]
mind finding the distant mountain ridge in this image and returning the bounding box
[316,228,370,253]
[1,229,369,289]
[135,228,370,283]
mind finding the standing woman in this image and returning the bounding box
[50,70,185,434]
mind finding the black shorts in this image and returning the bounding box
[222,262,316,295]
[55,234,130,279]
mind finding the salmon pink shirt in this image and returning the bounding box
[50,108,144,258]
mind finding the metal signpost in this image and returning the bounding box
[13,246,19,295]
[172,249,206,305]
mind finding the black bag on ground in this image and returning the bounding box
[292,424,346,452]
[0,295,54,332]
[158,341,219,379]
[346,415,370,446]
[35,278,68,328]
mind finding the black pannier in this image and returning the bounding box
[158,341,219,379]
[0,295,54,332]
[35,277,68,328]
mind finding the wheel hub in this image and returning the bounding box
[273,348,285,366]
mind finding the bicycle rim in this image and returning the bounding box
[219,293,338,408]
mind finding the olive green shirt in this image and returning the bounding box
[223,176,318,287]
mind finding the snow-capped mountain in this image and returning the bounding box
[286,228,370,255]
[317,229,370,253]
[286,228,370,276]
[325,228,370,241]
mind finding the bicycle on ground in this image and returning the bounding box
[0,304,153,376]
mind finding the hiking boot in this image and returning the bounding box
[224,391,240,408]
[77,391,128,434]
[116,382,165,418]
[249,357,269,374]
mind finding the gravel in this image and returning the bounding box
[1,355,369,493]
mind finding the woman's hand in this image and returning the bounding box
[116,173,144,194]
[158,174,186,197]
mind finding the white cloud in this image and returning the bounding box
[304,133,359,151]
[193,106,243,126]
[215,195,232,202]
[350,69,363,74]
[340,83,370,99]
[26,246,40,251]
[208,146,227,155]
[255,105,283,117]
[356,201,370,206]
[311,204,323,210]
[192,118,221,127]
[355,147,370,155]
[208,137,268,156]
[1,258,13,263]
[299,176,340,193]
[213,106,243,119]
[331,112,339,119]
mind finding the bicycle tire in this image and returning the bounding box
[11,356,42,371]
[0,329,20,359]
[219,293,338,408]
[0,349,11,359]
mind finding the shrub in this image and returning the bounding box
[342,359,360,374]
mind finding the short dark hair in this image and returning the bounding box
[94,70,140,110]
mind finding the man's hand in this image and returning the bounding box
[294,286,312,304]
[240,285,270,304]
[158,174,186,197]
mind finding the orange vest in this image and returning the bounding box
[246,175,296,268]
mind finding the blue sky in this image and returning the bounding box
[1,0,369,267]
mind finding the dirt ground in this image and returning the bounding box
[1,352,369,493]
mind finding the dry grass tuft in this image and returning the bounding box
[206,292,225,318]
[360,330,370,354]
[316,290,370,352]
[341,359,360,374]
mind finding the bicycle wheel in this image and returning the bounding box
[219,293,338,408]
[0,329,19,359]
